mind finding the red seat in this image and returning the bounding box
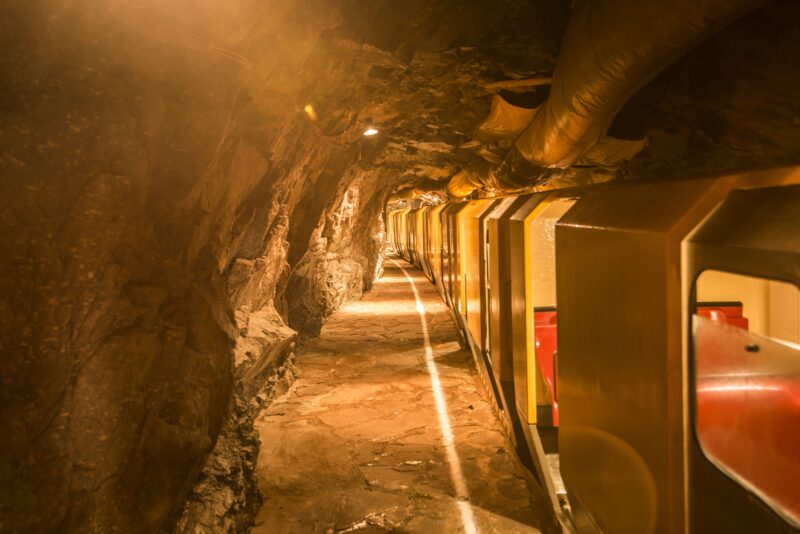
[695,310,800,521]
[697,302,749,330]
[534,309,559,426]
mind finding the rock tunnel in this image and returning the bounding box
[1,1,800,532]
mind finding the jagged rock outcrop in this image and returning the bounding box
[171,352,297,533]
[0,1,565,531]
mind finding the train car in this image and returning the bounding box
[686,185,800,532]
[406,207,418,266]
[389,208,410,259]
[509,190,583,431]
[426,203,448,295]
[456,199,501,352]
[419,205,434,282]
[556,168,800,533]
[486,195,533,422]
[440,203,467,312]
[412,206,427,273]
[387,166,800,533]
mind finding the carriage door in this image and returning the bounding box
[686,186,800,532]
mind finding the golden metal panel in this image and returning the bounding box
[487,196,531,390]
[428,204,447,292]
[522,198,556,422]
[391,208,411,259]
[415,206,430,277]
[508,190,582,426]
[442,203,468,310]
[414,207,426,271]
[555,167,800,534]
[457,199,499,350]
[509,194,549,424]
[477,200,504,356]
[685,184,800,533]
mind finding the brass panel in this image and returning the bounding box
[478,200,504,355]
[403,208,414,261]
[488,195,532,408]
[440,204,453,306]
[428,204,448,294]
[414,206,426,272]
[509,194,549,423]
[527,197,579,423]
[416,206,430,278]
[440,204,453,305]
[556,179,718,534]
[403,208,411,260]
[407,207,419,266]
[555,166,800,534]
[509,190,582,425]
[392,208,411,259]
[686,185,800,533]
[457,199,498,349]
[441,203,467,309]
[407,209,413,259]
[424,205,437,283]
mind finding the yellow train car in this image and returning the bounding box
[486,195,532,417]
[456,199,500,351]
[556,168,800,533]
[413,206,428,275]
[388,208,410,259]
[685,186,800,532]
[387,166,800,533]
[426,204,448,295]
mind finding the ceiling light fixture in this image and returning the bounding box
[303,104,317,121]
[363,128,379,136]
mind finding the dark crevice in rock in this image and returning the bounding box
[168,351,297,534]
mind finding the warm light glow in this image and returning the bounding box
[363,128,379,136]
[335,299,418,316]
[390,258,479,534]
[374,276,407,283]
[303,104,317,121]
[699,384,782,393]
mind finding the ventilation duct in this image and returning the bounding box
[446,160,494,198]
[475,94,539,141]
[490,0,768,190]
[414,178,448,194]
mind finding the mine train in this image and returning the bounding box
[387,167,800,533]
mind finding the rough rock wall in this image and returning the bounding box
[0,0,566,531]
[1,3,244,531]
[0,2,377,531]
[612,0,800,181]
[286,166,392,336]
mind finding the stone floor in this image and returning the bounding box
[252,258,554,533]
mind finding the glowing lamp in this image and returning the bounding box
[303,104,317,121]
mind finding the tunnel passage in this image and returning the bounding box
[2,0,800,532]
[252,260,554,533]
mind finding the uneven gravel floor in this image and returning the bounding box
[252,258,554,533]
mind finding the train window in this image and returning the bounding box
[527,197,576,426]
[693,270,800,525]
